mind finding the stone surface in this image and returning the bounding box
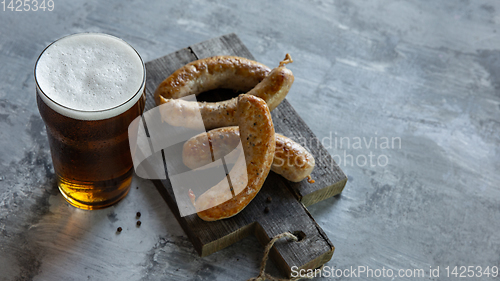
[0,0,499,280]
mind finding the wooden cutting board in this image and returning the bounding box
[145,33,347,277]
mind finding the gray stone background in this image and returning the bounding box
[0,0,499,280]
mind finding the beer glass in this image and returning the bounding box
[35,33,146,210]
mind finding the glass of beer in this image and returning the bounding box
[35,33,146,210]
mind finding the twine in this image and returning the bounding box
[246,232,318,281]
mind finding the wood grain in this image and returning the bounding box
[145,33,345,277]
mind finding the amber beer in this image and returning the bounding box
[35,33,145,210]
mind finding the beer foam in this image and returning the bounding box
[35,33,145,120]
